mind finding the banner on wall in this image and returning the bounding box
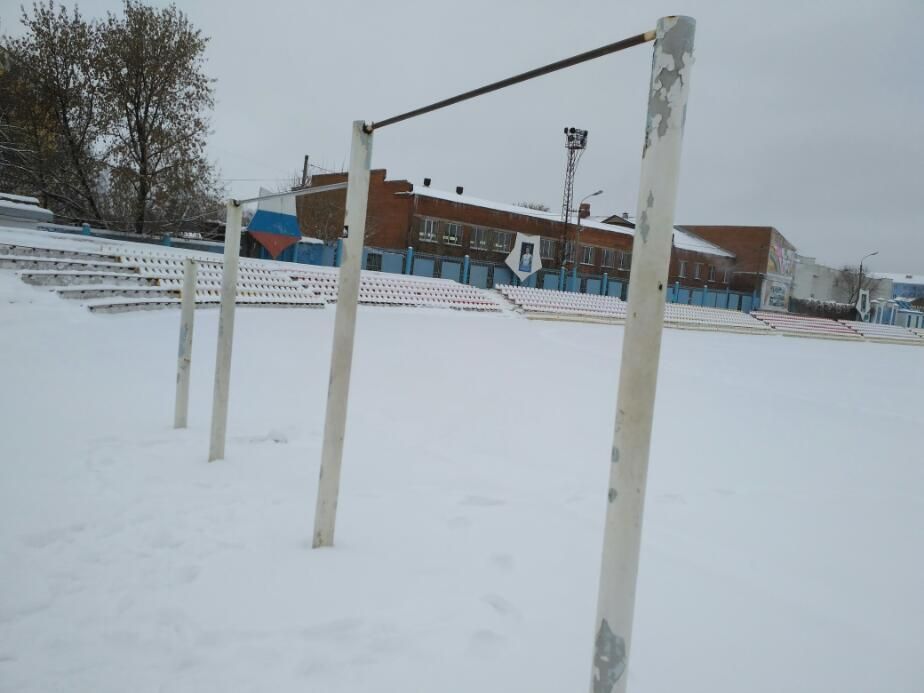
[857,289,871,322]
[247,187,302,259]
[505,232,542,281]
[760,275,792,311]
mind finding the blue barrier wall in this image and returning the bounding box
[493,266,512,287]
[413,257,435,277]
[469,264,489,288]
[441,261,462,281]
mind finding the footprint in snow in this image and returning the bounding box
[467,629,505,657]
[461,495,505,507]
[489,553,514,572]
[482,593,521,621]
[657,493,687,505]
[446,516,470,530]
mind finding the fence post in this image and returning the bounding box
[590,16,695,693]
[404,246,414,274]
[602,272,609,296]
[463,254,471,284]
[174,258,198,429]
[559,266,566,291]
[334,238,344,267]
[208,201,243,462]
[313,121,373,548]
[703,283,709,306]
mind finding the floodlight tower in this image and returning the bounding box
[561,127,588,270]
[561,127,588,225]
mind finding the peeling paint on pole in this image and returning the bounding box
[593,619,627,692]
[174,258,197,429]
[589,16,695,693]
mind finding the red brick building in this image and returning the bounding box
[297,169,741,293]
[298,170,635,275]
[601,215,737,291]
[679,225,797,310]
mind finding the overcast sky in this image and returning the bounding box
[3,0,922,273]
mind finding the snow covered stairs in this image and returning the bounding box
[750,311,863,340]
[283,265,503,311]
[1,237,324,313]
[496,285,772,334]
[837,320,924,345]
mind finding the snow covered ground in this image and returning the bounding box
[1,270,922,692]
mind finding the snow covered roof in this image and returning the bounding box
[400,186,735,258]
[673,227,735,258]
[0,192,41,205]
[0,198,53,226]
[872,272,924,286]
[401,186,633,237]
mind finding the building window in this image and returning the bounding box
[581,246,595,265]
[693,263,702,279]
[602,249,616,268]
[619,252,632,270]
[540,238,557,260]
[365,252,382,272]
[443,223,461,245]
[470,227,488,250]
[708,265,716,281]
[723,269,730,283]
[678,260,687,278]
[493,230,513,252]
[420,218,437,242]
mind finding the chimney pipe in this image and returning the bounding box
[423,177,431,187]
[456,186,463,195]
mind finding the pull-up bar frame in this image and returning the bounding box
[314,18,696,693]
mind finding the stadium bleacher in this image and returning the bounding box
[750,311,862,339]
[284,265,501,311]
[3,227,923,347]
[497,285,771,333]
[0,230,501,313]
[838,320,924,345]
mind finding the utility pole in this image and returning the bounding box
[302,155,310,187]
[573,189,604,290]
[857,250,878,304]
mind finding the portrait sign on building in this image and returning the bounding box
[505,232,542,281]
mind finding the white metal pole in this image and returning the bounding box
[208,200,243,462]
[174,258,198,429]
[590,16,695,693]
[312,120,373,548]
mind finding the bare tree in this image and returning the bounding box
[1,2,106,223]
[96,0,216,234]
[834,265,882,305]
[1,1,221,235]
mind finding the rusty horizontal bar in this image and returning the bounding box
[368,30,655,132]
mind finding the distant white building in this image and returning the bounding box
[871,272,924,301]
[0,193,53,229]
[792,255,892,304]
